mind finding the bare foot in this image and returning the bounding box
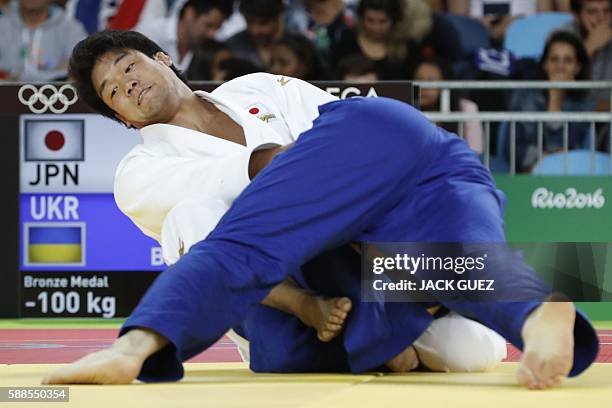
[517,302,575,390]
[386,345,419,372]
[42,347,143,385]
[298,296,353,342]
[42,328,166,385]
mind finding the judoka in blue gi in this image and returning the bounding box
[61,30,510,381]
[44,96,599,390]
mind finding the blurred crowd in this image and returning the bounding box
[0,0,610,171]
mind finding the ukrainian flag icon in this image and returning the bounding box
[26,224,84,265]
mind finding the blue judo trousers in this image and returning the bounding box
[121,97,599,381]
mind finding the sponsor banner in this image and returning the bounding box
[20,114,141,193]
[494,176,612,242]
[21,271,160,318]
[316,82,416,105]
[361,242,612,302]
[20,194,164,271]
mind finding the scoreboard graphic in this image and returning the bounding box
[19,114,164,318]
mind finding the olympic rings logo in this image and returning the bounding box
[18,84,78,114]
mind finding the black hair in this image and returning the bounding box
[540,30,591,82]
[414,56,454,82]
[185,40,232,80]
[413,57,462,133]
[357,0,403,24]
[218,57,260,80]
[179,0,234,19]
[539,31,591,99]
[69,30,189,124]
[239,0,284,21]
[570,0,612,13]
[337,54,378,79]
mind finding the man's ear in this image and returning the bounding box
[153,51,173,67]
[115,112,140,129]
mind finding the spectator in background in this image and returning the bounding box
[226,0,288,69]
[171,0,244,41]
[213,0,246,41]
[0,0,87,80]
[414,58,484,153]
[337,53,379,81]
[134,0,232,71]
[0,0,10,14]
[269,32,326,80]
[286,0,355,72]
[334,0,431,79]
[184,39,232,80]
[448,0,559,46]
[335,0,408,79]
[563,0,611,110]
[505,31,594,172]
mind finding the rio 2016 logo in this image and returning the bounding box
[531,187,605,209]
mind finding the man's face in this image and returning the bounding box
[91,49,181,128]
[246,17,280,45]
[19,0,51,12]
[183,7,226,47]
[579,1,611,30]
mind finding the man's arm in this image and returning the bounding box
[114,146,256,241]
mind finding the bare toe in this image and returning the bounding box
[336,298,352,313]
[327,315,344,325]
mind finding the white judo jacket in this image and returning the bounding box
[114,73,337,243]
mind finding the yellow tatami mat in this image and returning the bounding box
[1,362,610,408]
